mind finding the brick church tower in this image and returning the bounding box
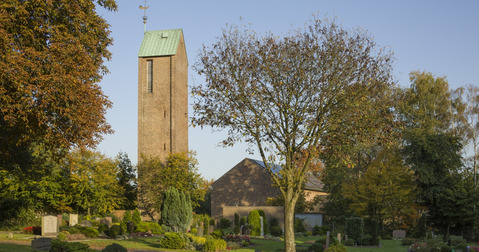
[137,29,188,161]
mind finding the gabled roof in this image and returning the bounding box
[247,158,324,192]
[138,29,184,57]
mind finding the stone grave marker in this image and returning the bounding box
[69,214,78,226]
[392,230,406,239]
[57,215,62,227]
[80,220,92,227]
[41,215,58,236]
[8,233,13,239]
[326,231,330,248]
[31,237,52,251]
[337,233,342,242]
[260,216,264,236]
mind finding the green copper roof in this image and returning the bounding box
[138,29,183,57]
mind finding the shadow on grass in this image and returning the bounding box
[0,243,36,252]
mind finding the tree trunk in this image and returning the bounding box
[284,190,296,252]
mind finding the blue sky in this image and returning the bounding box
[95,0,479,180]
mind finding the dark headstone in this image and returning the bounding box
[31,238,51,251]
[80,220,92,227]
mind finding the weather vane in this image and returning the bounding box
[139,0,149,33]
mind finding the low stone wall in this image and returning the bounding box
[222,206,284,228]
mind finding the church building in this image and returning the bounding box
[137,29,188,161]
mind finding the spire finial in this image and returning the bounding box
[139,0,149,33]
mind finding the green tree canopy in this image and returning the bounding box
[137,152,206,221]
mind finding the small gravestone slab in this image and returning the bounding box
[80,220,92,227]
[208,225,215,234]
[260,216,264,236]
[57,215,62,227]
[69,214,78,226]
[326,231,330,248]
[31,237,51,251]
[393,230,406,239]
[8,233,13,239]
[41,215,58,236]
[337,233,342,242]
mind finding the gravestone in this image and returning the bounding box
[80,220,92,227]
[239,225,244,235]
[392,230,406,239]
[208,225,215,234]
[69,214,78,226]
[326,231,330,248]
[57,215,62,227]
[197,226,204,237]
[337,233,342,242]
[41,215,58,237]
[31,238,52,251]
[260,216,264,236]
[8,233,13,239]
[105,217,112,227]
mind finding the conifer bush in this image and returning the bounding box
[122,211,132,223]
[159,232,185,249]
[132,209,141,225]
[161,187,192,232]
[247,210,261,236]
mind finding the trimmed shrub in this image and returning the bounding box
[219,218,232,229]
[294,218,306,233]
[126,221,135,233]
[159,232,185,249]
[132,209,141,225]
[344,239,355,246]
[120,222,127,234]
[68,227,80,234]
[313,225,322,236]
[271,226,283,237]
[309,243,326,252]
[51,239,96,252]
[211,229,224,239]
[102,243,128,252]
[79,226,99,238]
[122,211,132,223]
[248,210,261,236]
[57,232,67,241]
[234,213,240,234]
[402,238,417,246]
[98,223,109,235]
[190,228,198,235]
[204,239,227,252]
[325,243,347,252]
[135,221,162,234]
[108,224,123,238]
[346,217,364,244]
[161,187,193,232]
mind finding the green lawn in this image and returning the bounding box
[0,233,407,252]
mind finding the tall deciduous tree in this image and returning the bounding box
[192,17,395,251]
[0,0,116,166]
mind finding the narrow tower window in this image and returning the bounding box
[147,60,153,93]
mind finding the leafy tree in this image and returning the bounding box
[342,147,416,229]
[0,0,117,166]
[137,152,206,220]
[116,152,137,210]
[403,132,466,236]
[161,187,192,232]
[192,17,395,251]
[61,149,124,214]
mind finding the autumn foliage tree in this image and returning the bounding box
[192,17,395,251]
[0,0,116,166]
